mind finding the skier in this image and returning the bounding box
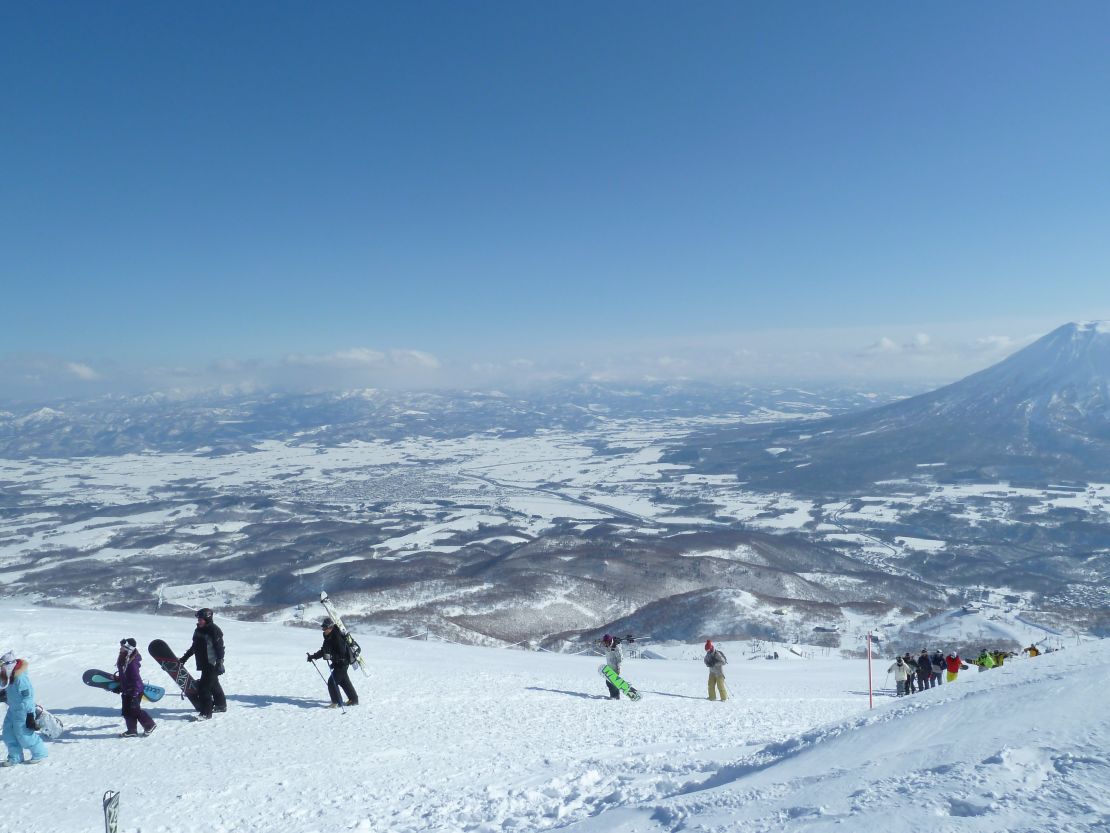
[115,639,156,737]
[601,634,623,700]
[704,640,728,701]
[887,655,913,696]
[306,618,359,707]
[944,651,965,683]
[180,608,227,719]
[0,650,47,765]
[1023,644,1040,658]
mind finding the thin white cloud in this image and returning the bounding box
[283,348,387,368]
[387,349,440,370]
[65,362,100,381]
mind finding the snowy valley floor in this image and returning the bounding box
[1,602,1108,833]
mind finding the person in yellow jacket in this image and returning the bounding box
[1023,644,1040,658]
[704,640,728,701]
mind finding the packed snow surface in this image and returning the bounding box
[1,602,1107,833]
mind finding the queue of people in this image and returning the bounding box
[887,646,1038,695]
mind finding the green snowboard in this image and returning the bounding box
[599,664,642,701]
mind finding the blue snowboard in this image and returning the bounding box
[82,668,166,702]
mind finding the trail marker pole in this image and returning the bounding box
[867,632,874,710]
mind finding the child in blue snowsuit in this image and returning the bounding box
[1,650,48,765]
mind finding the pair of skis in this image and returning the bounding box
[319,591,370,677]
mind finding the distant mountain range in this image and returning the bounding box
[672,322,1110,491]
[0,381,908,458]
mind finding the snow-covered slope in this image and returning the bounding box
[1,603,1106,833]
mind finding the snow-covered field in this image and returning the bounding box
[2,602,1107,833]
[7,427,1110,579]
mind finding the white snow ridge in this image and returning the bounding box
[2,602,1108,833]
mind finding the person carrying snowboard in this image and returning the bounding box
[704,639,728,701]
[306,618,359,707]
[972,648,995,672]
[601,634,623,700]
[180,608,227,719]
[0,650,47,766]
[115,638,156,737]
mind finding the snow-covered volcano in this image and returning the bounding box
[684,322,1110,491]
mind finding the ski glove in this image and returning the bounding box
[215,662,225,675]
[26,712,37,731]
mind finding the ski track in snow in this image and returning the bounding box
[1,603,1108,833]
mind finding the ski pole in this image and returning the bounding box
[309,659,346,714]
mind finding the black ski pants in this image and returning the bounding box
[122,694,155,734]
[605,681,620,700]
[328,663,358,705]
[197,666,227,717]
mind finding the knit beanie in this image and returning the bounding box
[704,640,714,652]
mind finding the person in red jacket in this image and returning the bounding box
[944,651,966,683]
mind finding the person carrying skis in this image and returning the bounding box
[0,650,47,766]
[306,618,359,707]
[115,638,156,737]
[180,608,227,719]
[601,634,623,700]
[704,639,728,701]
[887,655,913,696]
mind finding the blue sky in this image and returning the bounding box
[3,3,1109,397]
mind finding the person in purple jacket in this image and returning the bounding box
[115,638,156,738]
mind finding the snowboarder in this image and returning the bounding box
[115,639,156,737]
[0,650,48,765]
[306,618,359,707]
[601,634,623,700]
[704,640,728,701]
[888,655,913,696]
[179,608,227,719]
[944,651,965,683]
[972,649,995,671]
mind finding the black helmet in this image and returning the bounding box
[119,637,137,648]
[196,608,213,622]
[321,617,335,629]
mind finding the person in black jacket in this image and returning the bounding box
[307,618,359,707]
[180,608,227,719]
